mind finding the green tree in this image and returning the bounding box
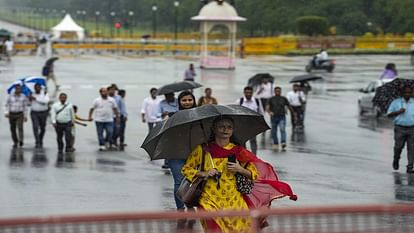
[296,16,329,36]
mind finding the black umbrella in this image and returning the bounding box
[157,81,202,95]
[45,57,59,66]
[0,28,11,37]
[372,78,414,113]
[248,73,274,87]
[141,104,269,160]
[290,74,323,83]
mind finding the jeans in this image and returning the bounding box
[9,112,24,145]
[271,115,286,145]
[394,125,414,169]
[95,121,113,146]
[249,136,257,154]
[55,122,73,152]
[168,159,186,210]
[31,110,48,146]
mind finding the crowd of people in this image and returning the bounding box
[3,83,128,161]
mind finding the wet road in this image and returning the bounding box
[1,54,414,218]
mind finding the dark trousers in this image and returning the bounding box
[291,106,304,127]
[119,116,126,144]
[394,125,414,169]
[55,122,73,152]
[9,112,24,145]
[31,110,48,145]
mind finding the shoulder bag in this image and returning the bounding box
[176,145,206,207]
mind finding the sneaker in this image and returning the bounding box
[19,141,23,147]
[282,143,287,151]
[407,167,414,174]
[99,146,106,151]
[272,144,279,151]
[393,158,399,170]
[161,164,169,169]
[65,148,76,153]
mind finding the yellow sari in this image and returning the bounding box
[182,143,258,233]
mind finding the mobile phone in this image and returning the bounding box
[228,154,236,163]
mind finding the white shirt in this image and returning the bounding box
[50,101,74,124]
[287,91,306,107]
[5,40,13,51]
[30,92,50,112]
[236,97,264,115]
[255,82,273,99]
[92,97,117,122]
[141,96,161,123]
[319,51,328,60]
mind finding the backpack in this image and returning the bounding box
[42,66,49,76]
[239,97,260,111]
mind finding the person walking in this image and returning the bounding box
[181,116,297,232]
[255,78,273,143]
[287,84,306,130]
[197,87,218,106]
[88,88,119,151]
[4,36,13,62]
[184,63,196,81]
[380,63,398,83]
[387,86,414,173]
[158,92,179,169]
[168,91,197,229]
[42,62,59,89]
[237,86,264,154]
[266,87,295,151]
[29,84,50,148]
[108,85,123,149]
[50,93,75,154]
[141,88,161,131]
[116,89,128,151]
[71,105,91,150]
[4,84,29,148]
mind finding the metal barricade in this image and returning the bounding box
[1,204,414,233]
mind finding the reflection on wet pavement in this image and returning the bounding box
[394,173,414,202]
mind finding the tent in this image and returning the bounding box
[51,14,85,40]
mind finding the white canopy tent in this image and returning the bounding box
[51,14,85,40]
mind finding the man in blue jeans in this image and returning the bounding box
[266,87,295,151]
[89,88,119,151]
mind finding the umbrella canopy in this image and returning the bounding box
[0,28,11,37]
[141,104,269,160]
[372,78,414,113]
[7,80,31,96]
[23,76,47,93]
[7,76,47,96]
[290,74,323,83]
[45,57,59,66]
[157,81,202,95]
[248,73,274,87]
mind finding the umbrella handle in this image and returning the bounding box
[199,121,209,143]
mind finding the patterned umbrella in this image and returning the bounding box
[372,78,414,113]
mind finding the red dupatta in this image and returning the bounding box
[208,143,297,209]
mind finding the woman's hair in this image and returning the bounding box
[178,91,197,110]
[209,116,241,145]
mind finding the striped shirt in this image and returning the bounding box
[4,94,29,116]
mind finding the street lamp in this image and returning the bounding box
[174,1,179,43]
[128,11,134,38]
[110,11,116,38]
[95,11,100,35]
[81,10,86,27]
[152,4,157,38]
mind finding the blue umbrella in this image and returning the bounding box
[23,76,46,93]
[7,76,46,96]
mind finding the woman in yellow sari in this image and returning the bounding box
[182,116,258,233]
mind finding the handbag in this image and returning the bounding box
[176,145,206,207]
[236,163,254,194]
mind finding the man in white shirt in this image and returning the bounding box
[236,86,264,154]
[287,84,306,129]
[29,84,50,148]
[141,87,161,131]
[4,37,13,62]
[50,93,74,154]
[88,87,119,151]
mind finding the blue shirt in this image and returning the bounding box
[387,97,414,126]
[118,98,128,117]
[158,99,178,118]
